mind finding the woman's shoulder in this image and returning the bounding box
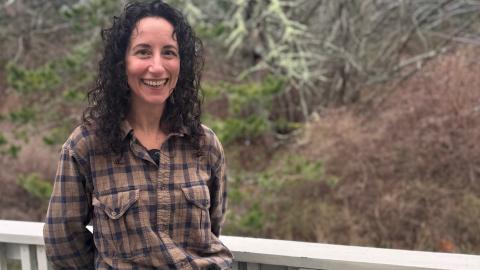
[200,124,225,167]
[200,124,223,149]
[62,123,99,155]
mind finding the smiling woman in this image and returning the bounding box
[126,17,180,108]
[42,1,233,269]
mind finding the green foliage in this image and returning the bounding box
[224,153,337,237]
[0,133,22,158]
[6,145,21,159]
[238,203,264,232]
[227,76,285,114]
[285,155,324,181]
[261,154,337,187]
[43,125,71,146]
[57,44,94,103]
[13,129,30,143]
[273,118,302,134]
[61,0,121,31]
[6,40,93,104]
[63,89,86,103]
[223,172,268,236]
[459,194,480,222]
[204,76,285,113]
[60,44,92,71]
[202,82,223,99]
[1,0,118,157]
[294,156,322,174]
[17,173,53,200]
[9,107,37,124]
[207,116,269,144]
[285,156,339,187]
[6,63,60,95]
[203,76,286,143]
[195,23,227,39]
[0,133,7,146]
[227,185,244,205]
[2,43,93,155]
[225,202,265,236]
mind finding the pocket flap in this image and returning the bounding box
[181,185,210,210]
[93,189,140,219]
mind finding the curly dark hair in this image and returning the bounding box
[83,0,204,156]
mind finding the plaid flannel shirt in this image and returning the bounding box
[43,122,233,269]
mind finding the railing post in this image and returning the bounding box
[236,262,246,270]
[246,262,260,270]
[35,245,50,270]
[19,244,37,270]
[0,243,7,270]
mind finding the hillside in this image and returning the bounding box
[0,3,478,252]
[222,45,480,254]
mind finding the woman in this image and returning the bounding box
[43,1,233,269]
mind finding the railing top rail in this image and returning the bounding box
[1,220,479,270]
[0,220,44,245]
[222,235,480,270]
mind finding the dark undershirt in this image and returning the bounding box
[147,149,161,165]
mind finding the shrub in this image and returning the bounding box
[17,173,53,200]
[296,46,480,252]
[203,76,292,144]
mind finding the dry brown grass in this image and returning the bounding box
[292,45,480,253]
[0,135,57,221]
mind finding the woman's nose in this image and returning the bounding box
[148,55,165,74]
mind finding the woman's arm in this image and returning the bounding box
[43,146,94,269]
[207,132,228,237]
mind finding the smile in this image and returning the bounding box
[142,79,168,87]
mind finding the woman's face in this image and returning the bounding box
[125,16,180,109]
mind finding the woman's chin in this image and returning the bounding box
[144,98,168,106]
[131,95,169,108]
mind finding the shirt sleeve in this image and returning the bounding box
[208,134,228,237]
[43,145,94,269]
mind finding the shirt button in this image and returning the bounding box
[111,211,117,216]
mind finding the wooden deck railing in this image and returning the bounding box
[0,220,479,270]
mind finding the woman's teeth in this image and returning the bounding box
[142,79,168,87]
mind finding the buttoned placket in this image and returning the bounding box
[129,133,193,269]
[156,135,194,270]
[129,134,175,231]
[156,137,172,236]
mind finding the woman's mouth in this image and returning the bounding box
[142,79,168,88]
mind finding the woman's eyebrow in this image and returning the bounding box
[164,44,178,51]
[131,43,150,50]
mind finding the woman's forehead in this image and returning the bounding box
[130,17,177,44]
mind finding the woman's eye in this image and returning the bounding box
[164,50,178,57]
[136,49,151,56]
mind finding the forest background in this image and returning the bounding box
[0,0,479,254]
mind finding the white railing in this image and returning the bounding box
[0,220,479,270]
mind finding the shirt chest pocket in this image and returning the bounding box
[92,189,152,259]
[178,184,212,250]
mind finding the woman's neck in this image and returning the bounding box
[127,100,169,150]
[127,99,165,134]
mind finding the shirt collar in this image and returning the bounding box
[120,120,134,141]
[120,120,190,141]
